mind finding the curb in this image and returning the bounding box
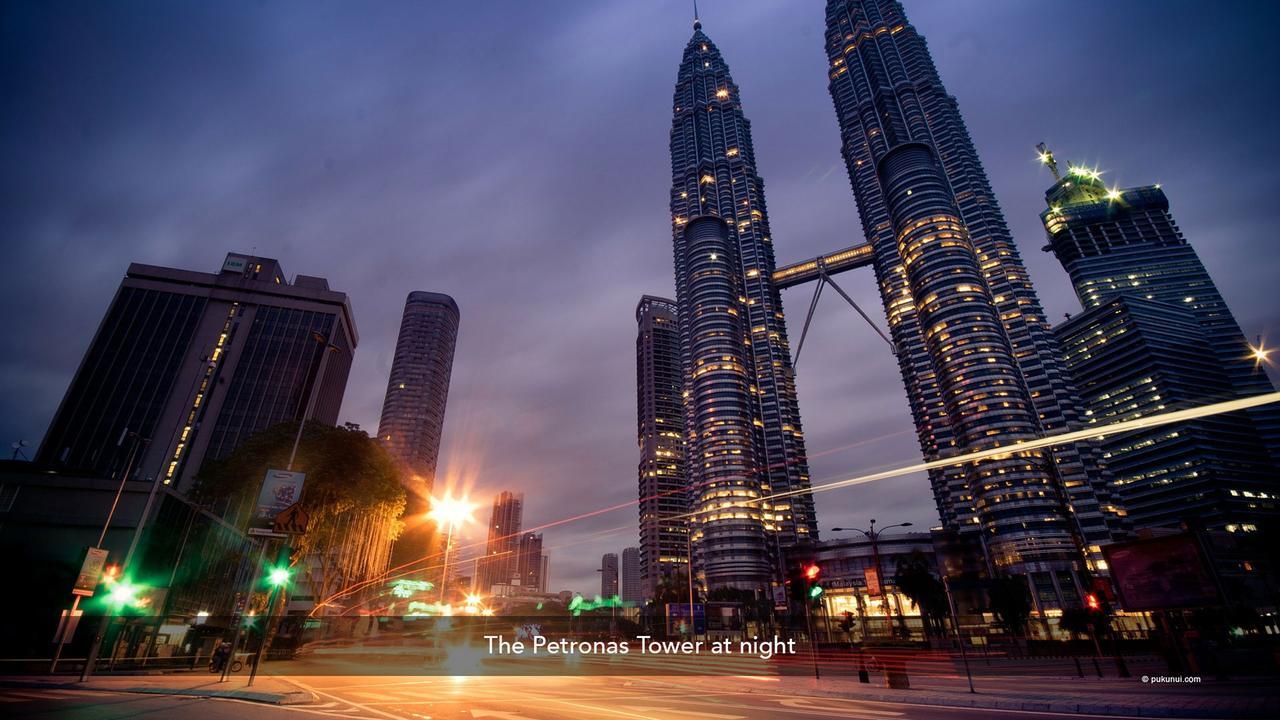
[726,683,1258,719]
[0,679,317,706]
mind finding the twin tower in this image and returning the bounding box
[657,3,1126,594]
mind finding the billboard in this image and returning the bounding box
[249,469,306,535]
[1102,533,1221,611]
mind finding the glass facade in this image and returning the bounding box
[1043,163,1280,530]
[822,0,1125,571]
[669,21,819,553]
[38,286,206,476]
[635,295,688,599]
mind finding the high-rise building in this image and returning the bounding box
[378,292,459,491]
[600,552,619,598]
[475,491,523,594]
[621,547,643,604]
[1040,151,1280,530]
[38,252,357,493]
[821,1,1124,586]
[669,17,817,591]
[635,295,687,599]
[378,291,459,570]
[516,532,545,592]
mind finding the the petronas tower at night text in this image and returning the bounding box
[669,18,818,591]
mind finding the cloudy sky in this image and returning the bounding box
[3,0,1278,595]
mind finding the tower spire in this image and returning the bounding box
[1037,142,1061,180]
[693,0,701,30]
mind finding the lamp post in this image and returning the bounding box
[427,492,476,606]
[73,432,150,680]
[287,332,340,472]
[832,520,913,638]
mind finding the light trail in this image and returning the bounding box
[675,391,1280,518]
[317,392,1279,612]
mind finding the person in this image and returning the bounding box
[210,641,232,672]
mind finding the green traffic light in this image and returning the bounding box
[808,585,823,599]
[108,581,140,607]
[268,566,291,587]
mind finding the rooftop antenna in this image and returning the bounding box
[1036,142,1061,180]
[693,0,701,29]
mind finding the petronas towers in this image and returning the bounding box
[651,3,1125,595]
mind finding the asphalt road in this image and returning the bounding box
[0,676,1208,720]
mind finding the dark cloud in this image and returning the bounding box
[3,1,1278,594]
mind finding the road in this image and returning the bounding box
[1,675,1203,720]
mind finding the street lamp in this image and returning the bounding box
[286,331,341,471]
[1250,335,1271,367]
[427,492,476,605]
[832,520,913,638]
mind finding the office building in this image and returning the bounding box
[621,546,643,604]
[821,1,1125,589]
[475,491,523,594]
[635,295,687,599]
[668,17,817,591]
[1040,150,1280,530]
[38,252,357,493]
[516,532,545,593]
[601,552,619,598]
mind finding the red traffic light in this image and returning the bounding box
[804,564,821,581]
[1084,593,1101,611]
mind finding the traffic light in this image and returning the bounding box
[804,564,823,603]
[265,546,296,588]
[1084,592,1101,612]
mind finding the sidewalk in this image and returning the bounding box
[0,672,316,705]
[670,671,1280,718]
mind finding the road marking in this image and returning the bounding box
[470,710,532,719]
[780,697,903,715]
[622,706,745,719]
[285,678,411,720]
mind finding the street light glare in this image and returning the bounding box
[427,492,477,527]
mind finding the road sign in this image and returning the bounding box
[73,547,109,597]
[273,502,310,535]
[864,567,882,596]
[251,469,305,532]
[52,608,84,644]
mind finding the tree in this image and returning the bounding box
[986,576,1032,641]
[196,421,407,614]
[1058,607,1108,640]
[893,550,948,638]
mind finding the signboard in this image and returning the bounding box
[273,502,310,535]
[53,608,84,645]
[222,255,248,273]
[665,603,706,635]
[864,567,882,596]
[73,547,109,597]
[251,469,305,533]
[1102,533,1220,611]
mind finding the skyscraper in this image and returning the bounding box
[475,491,523,594]
[635,295,687,599]
[378,292,459,491]
[600,553,619,598]
[38,252,356,492]
[378,291,459,569]
[821,1,1124,584]
[1040,151,1280,530]
[516,532,545,593]
[621,547,643,605]
[669,17,817,591]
